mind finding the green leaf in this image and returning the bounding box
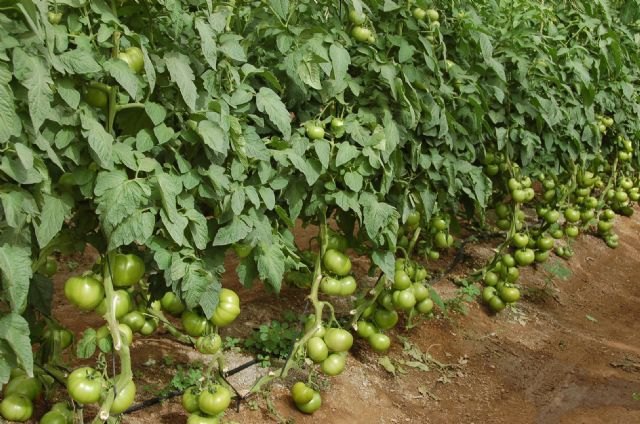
[256,87,291,140]
[76,328,97,359]
[199,120,228,156]
[372,250,395,280]
[195,18,218,70]
[0,313,33,376]
[104,58,139,99]
[344,171,363,192]
[0,245,33,314]
[257,242,285,293]
[335,142,360,167]
[297,60,322,90]
[12,48,53,131]
[212,217,252,246]
[35,194,72,249]
[0,82,22,143]
[269,0,289,20]
[81,112,114,169]
[360,193,399,241]
[28,274,53,316]
[219,34,247,62]
[329,43,350,81]
[165,52,197,111]
[108,211,155,250]
[59,48,102,74]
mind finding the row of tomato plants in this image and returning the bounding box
[1,0,640,422]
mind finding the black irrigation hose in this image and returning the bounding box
[123,358,262,414]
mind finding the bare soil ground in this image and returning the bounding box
[48,210,640,424]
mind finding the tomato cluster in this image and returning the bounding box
[0,370,42,422]
[182,384,232,422]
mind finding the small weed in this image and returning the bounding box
[223,336,242,350]
[244,311,302,363]
[633,392,640,401]
[163,363,204,394]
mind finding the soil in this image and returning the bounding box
[45,210,640,424]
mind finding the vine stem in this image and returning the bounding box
[92,254,133,423]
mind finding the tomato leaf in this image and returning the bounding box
[0,245,33,314]
[256,87,292,140]
[164,51,197,111]
[0,313,33,377]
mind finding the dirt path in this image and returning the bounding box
[50,211,640,424]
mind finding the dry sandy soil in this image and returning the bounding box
[45,210,640,424]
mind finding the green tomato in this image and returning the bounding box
[118,47,144,74]
[416,298,434,314]
[187,413,220,424]
[139,319,157,336]
[406,210,421,227]
[198,385,231,416]
[110,254,145,287]
[339,276,357,296]
[426,8,439,21]
[564,208,580,223]
[484,271,498,286]
[210,288,241,327]
[306,124,325,140]
[374,309,398,330]
[434,231,453,249]
[232,243,253,258]
[356,321,377,339]
[295,391,322,414]
[39,410,69,424]
[96,289,132,319]
[304,315,325,338]
[500,287,521,303]
[121,311,146,332]
[393,269,412,290]
[182,387,200,413]
[351,26,372,42]
[47,11,62,25]
[488,296,506,313]
[536,236,554,251]
[196,334,222,355]
[482,287,497,303]
[85,87,108,108]
[182,310,208,337]
[323,249,352,276]
[110,378,136,414]
[348,9,366,25]
[0,394,33,422]
[393,289,416,311]
[368,333,391,353]
[514,249,535,266]
[39,257,58,277]
[327,231,348,252]
[67,367,104,404]
[307,337,329,362]
[4,375,42,401]
[511,189,527,203]
[413,7,427,20]
[412,283,429,302]
[511,233,529,249]
[64,276,104,311]
[320,277,342,296]
[291,382,314,405]
[565,226,579,238]
[330,117,345,131]
[161,292,185,316]
[323,328,353,352]
[321,353,347,376]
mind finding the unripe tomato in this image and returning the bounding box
[182,311,208,337]
[348,9,366,25]
[426,9,439,21]
[110,378,136,414]
[323,328,353,352]
[327,231,348,251]
[564,208,580,223]
[393,289,416,311]
[500,287,520,303]
[161,292,186,315]
[512,233,529,248]
[484,271,498,286]
[85,87,108,108]
[339,276,357,296]
[434,231,453,249]
[196,334,222,355]
[111,254,145,287]
[96,289,132,319]
[187,413,220,424]
[291,382,314,405]
[565,225,579,238]
[39,257,58,277]
[118,47,144,74]
[482,286,497,303]
[182,387,200,413]
[393,269,412,290]
[356,320,377,339]
[323,249,352,276]
[321,353,346,376]
[416,298,434,314]
[67,367,104,404]
[488,296,506,312]
[307,336,329,362]
[351,26,372,42]
[412,283,429,302]
[374,309,398,330]
[3,375,42,400]
[121,311,146,332]
[304,315,326,338]
[210,288,241,327]
[536,236,554,251]
[65,276,104,311]
[320,277,341,296]
[413,7,427,20]
[39,410,68,424]
[0,394,32,422]
[305,124,325,140]
[368,333,391,353]
[514,249,535,266]
[232,243,253,258]
[198,386,231,416]
[47,11,62,25]
[295,391,321,414]
[406,210,421,227]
